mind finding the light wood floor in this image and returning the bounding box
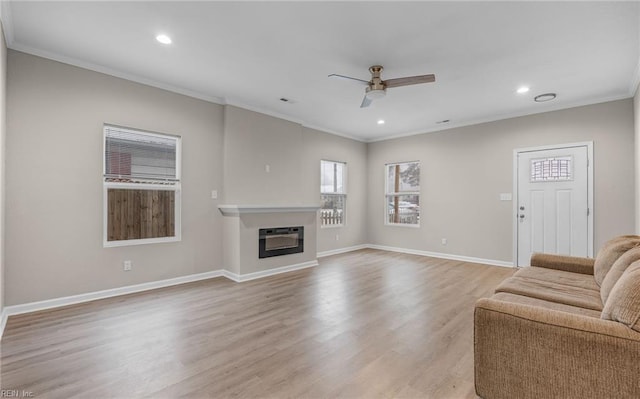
[0,249,514,398]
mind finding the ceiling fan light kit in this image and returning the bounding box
[365,86,386,99]
[329,65,436,108]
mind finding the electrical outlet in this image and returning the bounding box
[441,238,447,245]
[211,190,218,199]
[335,234,340,241]
[265,164,270,173]
[123,260,132,271]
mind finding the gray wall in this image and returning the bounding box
[0,21,6,314]
[6,51,225,305]
[3,50,637,307]
[5,51,369,306]
[301,127,368,253]
[221,106,368,254]
[367,100,635,263]
[223,106,311,205]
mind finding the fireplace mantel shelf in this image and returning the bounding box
[218,205,320,216]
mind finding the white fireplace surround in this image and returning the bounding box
[218,204,320,279]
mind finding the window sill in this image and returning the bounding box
[385,223,421,228]
[104,236,181,248]
[321,224,345,229]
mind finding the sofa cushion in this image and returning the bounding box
[514,267,599,291]
[601,261,640,332]
[601,246,640,304]
[530,253,594,275]
[492,292,602,318]
[495,276,603,311]
[594,235,640,287]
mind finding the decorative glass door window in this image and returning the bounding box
[530,156,572,182]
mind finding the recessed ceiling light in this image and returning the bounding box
[156,34,172,45]
[517,86,530,94]
[534,93,557,102]
[377,119,385,125]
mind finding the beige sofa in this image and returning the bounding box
[474,236,640,399]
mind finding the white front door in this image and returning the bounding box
[516,144,591,266]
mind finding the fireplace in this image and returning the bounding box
[259,226,304,258]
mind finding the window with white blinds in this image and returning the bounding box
[104,125,180,183]
[103,125,182,247]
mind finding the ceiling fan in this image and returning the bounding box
[329,65,435,108]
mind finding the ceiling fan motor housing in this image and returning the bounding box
[367,65,386,98]
[369,65,386,87]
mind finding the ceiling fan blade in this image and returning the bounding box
[329,73,370,85]
[360,95,373,108]
[384,74,435,88]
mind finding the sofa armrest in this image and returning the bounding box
[529,253,594,275]
[474,298,640,399]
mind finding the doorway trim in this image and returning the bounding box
[512,141,594,266]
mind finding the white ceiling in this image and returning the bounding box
[2,1,640,142]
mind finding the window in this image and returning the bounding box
[320,160,346,227]
[103,124,181,247]
[386,161,420,226]
[531,156,572,182]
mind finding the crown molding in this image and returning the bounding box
[4,25,635,145]
[223,98,305,126]
[368,93,633,143]
[9,42,226,105]
[301,122,366,142]
[9,41,365,144]
[630,52,640,97]
[223,98,367,142]
[632,6,640,97]
[0,0,14,46]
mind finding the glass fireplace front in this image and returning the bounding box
[259,226,304,258]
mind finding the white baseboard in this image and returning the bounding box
[0,245,511,339]
[317,243,512,268]
[222,260,319,282]
[317,244,368,258]
[3,270,224,319]
[367,244,514,268]
[1,260,320,338]
[0,308,8,340]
